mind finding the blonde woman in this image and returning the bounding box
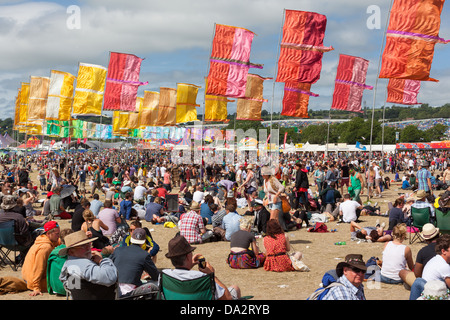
[81,209,111,250]
[261,166,285,220]
[380,223,415,285]
[366,164,375,199]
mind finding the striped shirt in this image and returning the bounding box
[416,168,431,192]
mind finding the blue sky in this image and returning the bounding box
[0,0,449,120]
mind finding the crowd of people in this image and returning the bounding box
[0,147,449,300]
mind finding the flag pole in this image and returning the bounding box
[369,0,394,162]
[268,8,285,167]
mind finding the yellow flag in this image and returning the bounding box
[112,111,129,136]
[46,70,76,121]
[28,76,50,121]
[204,78,233,122]
[72,63,107,116]
[140,91,160,127]
[18,82,30,126]
[157,87,177,126]
[176,83,201,123]
[128,96,143,129]
[13,87,21,129]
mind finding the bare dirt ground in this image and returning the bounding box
[0,169,426,301]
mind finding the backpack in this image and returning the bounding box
[438,190,450,209]
[307,271,342,300]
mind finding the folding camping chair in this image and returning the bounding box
[158,271,216,300]
[409,207,432,244]
[0,220,28,271]
[435,208,450,235]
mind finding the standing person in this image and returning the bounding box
[340,160,350,195]
[91,164,104,197]
[443,166,450,188]
[162,235,241,300]
[416,160,433,195]
[365,164,375,199]
[380,223,415,285]
[263,220,295,272]
[321,254,367,300]
[313,165,325,194]
[373,162,383,198]
[294,162,310,211]
[261,166,285,220]
[111,228,159,299]
[59,231,118,300]
[76,165,87,197]
[349,166,365,204]
[21,221,61,296]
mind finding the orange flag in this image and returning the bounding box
[386,79,421,105]
[281,82,318,118]
[379,0,449,82]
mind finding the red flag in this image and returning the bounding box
[379,0,449,82]
[104,52,148,111]
[206,24,262,98]
[276,10,333,84]
[386,79,420,105]
[281,82,318,118]
[331,54,373,113]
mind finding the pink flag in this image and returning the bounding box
[331,54,373,113]
[206,24,262,98]
[103,52,148,111]
[386,79,420,105]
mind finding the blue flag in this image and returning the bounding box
[355,141,367,151]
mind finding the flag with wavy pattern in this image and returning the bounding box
[379,0,449,82]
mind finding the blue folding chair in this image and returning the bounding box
[0,220,28,271]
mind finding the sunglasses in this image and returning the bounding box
[350,267,366,274]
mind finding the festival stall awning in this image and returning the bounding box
[396,141,450,150]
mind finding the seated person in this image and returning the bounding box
[144,197,165,224]
[226,216,265,269]
[162,235,241,300]
[402,176,412,190]
[122,220,160,263]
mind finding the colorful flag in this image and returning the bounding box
[140,91,160,127]
[13,87,21,129]
[204,78,233,122]
[355,141,367,151]
[128,96,143,129]
[176,83,201,123]
[103,52,148,111]
[206,24,262,98]
[276,10,333,84]
[18,82,30,127]
[281,82,318,118]
[156,87,177,126]
[331,54,373,113]
[112,111,129,136]
[28,76,50,120]
[46,70,76,121]
[386,78,421,105]
[72,63,107,116]
[379,0,449,82]
[236,74,270,121]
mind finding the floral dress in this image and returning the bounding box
[263,233,295,272]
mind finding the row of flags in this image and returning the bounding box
[13,1,448,140]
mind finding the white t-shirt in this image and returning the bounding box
[192,191,205,203]
[374,166,381,179]
[422,255,450,283]
[339,200,361,223]
[134,185,147,200]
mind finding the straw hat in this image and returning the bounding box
[414,190,428,200]
[58,231,98,256]
[418,280,450,300]
[421,223,439,240]
[1,195,17,210]
[260,166,274,176]
[189,201,201,211]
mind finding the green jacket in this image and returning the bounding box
[46,244,67,295]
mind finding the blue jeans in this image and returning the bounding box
[409,278,427,300]
[380,274,403,285]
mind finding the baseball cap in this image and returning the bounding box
[44,221,59,233]
[130,228,147,245]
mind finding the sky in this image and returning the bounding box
[0,0,449,120]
